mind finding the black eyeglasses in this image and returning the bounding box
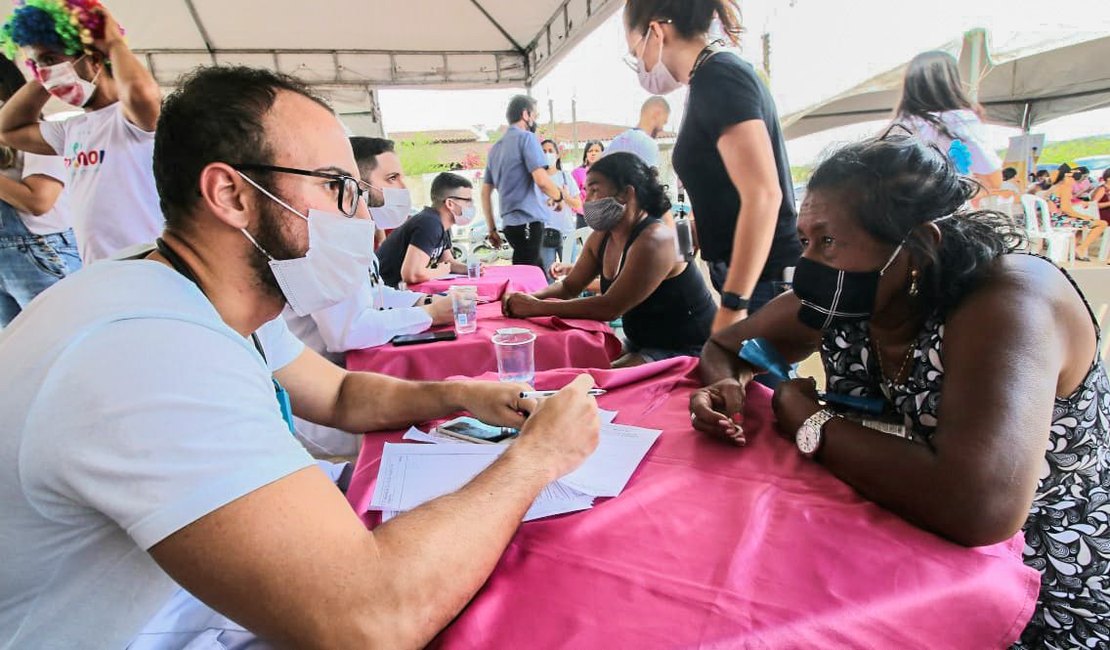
[232,164,374,217]
[446,195,474,203]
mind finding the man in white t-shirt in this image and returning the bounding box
[0,65,599,649]
[605,96,670,168]
[0,4,163,262]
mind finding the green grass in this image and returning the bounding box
[1036,136,1110,165]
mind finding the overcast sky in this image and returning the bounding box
[376,0,1110,165]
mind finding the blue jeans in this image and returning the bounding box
[0,205,81,327]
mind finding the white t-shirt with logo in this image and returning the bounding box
[0,151,72,235]
[0,260,314,649]
[40,103,164,262]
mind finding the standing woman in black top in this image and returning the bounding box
[623,0,801,333]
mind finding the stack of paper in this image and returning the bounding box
[371,443,594,522]
[370,414,662,523]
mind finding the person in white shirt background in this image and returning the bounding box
[538,137,583,281]
[0,3,162,263]
[0,55,77,326]
[0,64,600,649]
[283,137,454,457]
[893,50,1003,196]
[605,95,670,169]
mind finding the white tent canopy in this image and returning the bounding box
[782,30,1110,140]
[101,0,622,133]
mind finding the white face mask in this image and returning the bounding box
[635,27,683,95]
[451,200,477,227]
[544,152,559,169]
[237,172,374,317]
[369,187,413,229]
[37,58,101,108]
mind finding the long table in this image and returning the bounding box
[346,302,622,381]
[345,357,1039,648]
[407,264,548,302]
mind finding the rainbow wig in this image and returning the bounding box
[0,0,105,66]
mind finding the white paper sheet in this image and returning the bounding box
[558,423,663,497]
[402,426,467,444]
[368,443,595,522]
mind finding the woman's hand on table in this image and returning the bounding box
[458,381,539,430]
[771,378,823,437]
[502,292,542,318]
[421,295,455,326]
[509,374,601,481]
[689,379,748,446]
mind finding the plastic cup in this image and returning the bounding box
[492,327,537,386]
[467,256,482,279]
[450,286,479,334]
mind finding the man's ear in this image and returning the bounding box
[198,162,254,230]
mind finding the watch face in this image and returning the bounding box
[798,424,821,455]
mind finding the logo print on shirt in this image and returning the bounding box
[64,141,106,170]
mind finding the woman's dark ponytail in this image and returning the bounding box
[624,0,743,46]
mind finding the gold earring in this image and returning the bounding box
[909,269,920,297]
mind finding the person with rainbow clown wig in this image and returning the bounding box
[0,0,162,262]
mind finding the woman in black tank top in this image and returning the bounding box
[503,152,715,367]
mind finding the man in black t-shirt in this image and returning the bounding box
[378,172,479,287]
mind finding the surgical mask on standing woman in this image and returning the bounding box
[634,27,683,95]
[237,172,374,316]
[582,197,626,231]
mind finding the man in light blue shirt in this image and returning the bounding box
[482,95,567,268]
[606,96,671,169]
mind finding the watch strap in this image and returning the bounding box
[720,292,750,311]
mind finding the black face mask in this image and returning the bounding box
[793,243,904,330]
[526,119,538,133]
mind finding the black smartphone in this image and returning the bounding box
[390,331,458,346]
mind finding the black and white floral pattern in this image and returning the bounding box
[821,296,1110,649]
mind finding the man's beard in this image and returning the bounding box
[246,199,306,302]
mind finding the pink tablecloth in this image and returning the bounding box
[346,357,1039,649]
[408,264,548,302]
[346,302,622,381]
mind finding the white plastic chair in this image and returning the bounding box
[981,194,1016,220]
[561,227,593,264]
[1067,267,1110,364]
[1071,202,1110,262]
[1021,195,1074,265]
